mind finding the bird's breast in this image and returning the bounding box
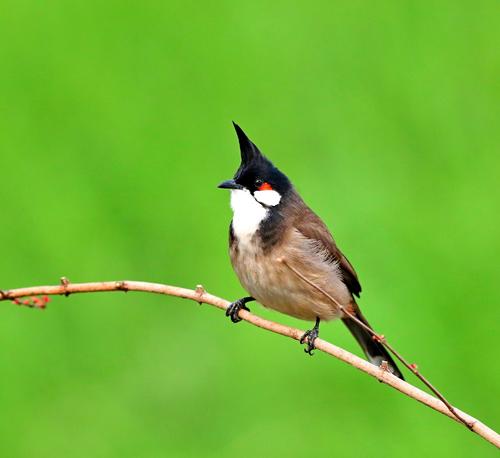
[229,230,350,321]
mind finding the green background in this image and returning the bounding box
[0,1,498,457]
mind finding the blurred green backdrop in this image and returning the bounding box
[0,1,498,457]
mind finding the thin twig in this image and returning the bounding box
[0,280,498,448]
[277,257,473,429]
[277,257,474,429]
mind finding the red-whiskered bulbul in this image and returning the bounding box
[218,123,403,379]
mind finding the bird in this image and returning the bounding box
[218,123,404,379]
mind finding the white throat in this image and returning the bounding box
[230,189,268,243]
[229,188,282,244]
[231,189,281,245]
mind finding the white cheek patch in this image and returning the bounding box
[254,190,282,207]
[230,189,268,241]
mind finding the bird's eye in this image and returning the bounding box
[254,179,263,188]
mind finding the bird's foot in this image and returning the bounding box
[300,328,319,355]
[225,298,251,323]
[300,317,321,355]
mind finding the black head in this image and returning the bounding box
[218,123,292,201]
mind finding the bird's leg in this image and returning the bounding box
[300,317,321,355]
[225,296,254,323]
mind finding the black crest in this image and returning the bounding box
[232,122,271,167]
[231,123,291,194]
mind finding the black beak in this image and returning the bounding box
[217,179,243,190]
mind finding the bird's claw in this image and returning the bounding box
[225,299,250,323]
[300,327,319,355]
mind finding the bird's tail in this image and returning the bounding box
[342,302,404,380]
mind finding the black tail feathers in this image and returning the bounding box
[342,307,404,380]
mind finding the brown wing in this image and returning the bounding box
[294,205,362,297]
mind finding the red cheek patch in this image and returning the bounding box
[258,182,273,191]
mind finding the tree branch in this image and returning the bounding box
[1,280,499,448]
[278,258,472,428]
